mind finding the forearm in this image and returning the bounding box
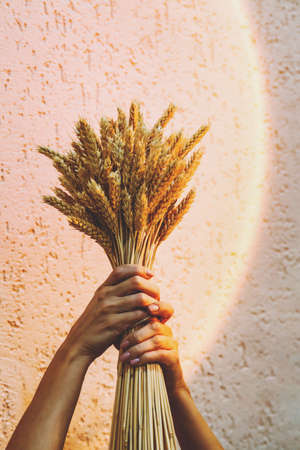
[167,382,223,450]
[6,341,92,450]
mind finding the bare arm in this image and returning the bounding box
[120,320,224,450]
[167,383,224,450]
[6,342,91,450]
[6,264,167,450]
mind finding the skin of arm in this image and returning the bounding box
[6,264,169,450]
[6,262,223,450]
[167,385,224,450]
[5,342,91,450]
[119,319,224,450]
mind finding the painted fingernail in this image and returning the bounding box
[146,269,154,277]
[120,351,130,362]
[130,358,140,365]
[120,339,129,349]
[148,303,159,312]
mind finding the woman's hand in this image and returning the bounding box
[64,264,173,366]
[118,318,187,395]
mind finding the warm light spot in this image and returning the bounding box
[196,0,266,362]
[157,0,267,372]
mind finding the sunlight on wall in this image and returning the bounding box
[157,0,267,371]
[1,1,272,447]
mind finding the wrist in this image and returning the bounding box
[167,381,192,413]
[165,373,190,399]
[163,361,190,398]
[58,337,94,370]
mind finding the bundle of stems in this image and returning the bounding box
[37,101,209,449]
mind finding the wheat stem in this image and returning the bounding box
[38,102,209,450]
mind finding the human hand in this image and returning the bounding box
[63,264,171,365]
[118,318,187,395]
[113,281,174,350]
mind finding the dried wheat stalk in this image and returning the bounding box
[37,101,210,450]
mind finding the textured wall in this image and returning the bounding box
[1,1,299,449]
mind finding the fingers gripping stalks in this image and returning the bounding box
[118,315,186,397]
[70,264,173,358]
[119,320,176,365]
[37,101,209,450]
[66,264,165,362]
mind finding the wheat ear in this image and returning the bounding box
[37,145,68,163]
[130,139,146,200]
[148,159,185,212]
[87,178,118,234]
[121,127,134,191]
[52,187,75,205]
[148,144,200,230]
[99,117,115,159]
[67,215,113,257]
[108,170,121,213]
[157,188,196,243]
[75,118,101,156]
[117,107,127,134]
[154,103,176,130]
[121,186,134,232]
[145,103,176,156]
[129,101,139,130]
[145,130,164,185]
[178,124,210,159]
[134,182,148,232]
[42,195,85,219]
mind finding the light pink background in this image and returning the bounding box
[1,1,299,449]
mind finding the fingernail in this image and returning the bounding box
[148,303,159,312]
[120,351,130,362]
[120,339,129,349]
[146,269,154,277]
[130,358,140,365]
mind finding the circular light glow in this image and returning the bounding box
[199,0,267,352]
[156,0,267,372]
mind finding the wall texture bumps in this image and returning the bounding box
[1,1,299,449]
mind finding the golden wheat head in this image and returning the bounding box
[37,102,209,261]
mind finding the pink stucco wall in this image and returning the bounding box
[1,1,299,448]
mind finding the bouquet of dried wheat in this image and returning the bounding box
[37,101,209,449]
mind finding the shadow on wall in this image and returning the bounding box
[188,170,299,448]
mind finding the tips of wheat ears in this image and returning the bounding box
[37,102,210,269]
